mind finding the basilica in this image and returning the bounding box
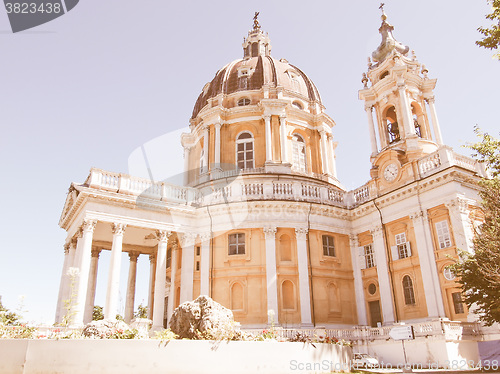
[56,10,486,335]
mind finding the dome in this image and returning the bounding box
[191,19,322,119]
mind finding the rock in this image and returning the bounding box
[82,319,130,339]
[169,295,235,339]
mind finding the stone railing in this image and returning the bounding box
[243,320,481,342]
[418,146,487,179]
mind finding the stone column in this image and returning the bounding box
[84,247,101,323]
[319,130,329,175]
[199,233,211,296]
[152,230,171,331]
[328,136,338,179]
[264,115,272,162]
[214,122,222,168]
[183,146,191,186]
[104,223,126,320]
[203,125,209,173]
[295,228,313,327]
[365,106,379,155]
[148,254,156,320]
[179,233,196,304]
[446,198,474,253]
[59,239,77,322]
[397,84,416,137]
[167,240,179,323]
[124,252,139,323]
[371,225,395,324]
[264,227,279,324]
[426,97,443,145]
[279,115,288,163]
[349,235,368,325]
[73,219,96,326]
[410,211,445,318]
[55,243,71,324]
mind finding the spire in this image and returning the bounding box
[371,4,409,63]
[243,12,271,58]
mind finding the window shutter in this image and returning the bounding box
[391,245,399,261]
[358,247,366,270]
[406,242,412,257]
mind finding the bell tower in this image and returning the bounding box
[359,5,444,186]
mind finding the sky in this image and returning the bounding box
[0,0,498,324]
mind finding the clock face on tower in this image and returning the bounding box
[383,163,399,182]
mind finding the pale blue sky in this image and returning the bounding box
[0,0,498,323]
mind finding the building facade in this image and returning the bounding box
[56,12,487,332]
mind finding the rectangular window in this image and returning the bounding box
[228,233,245,255]
[196,246,201,256]
[452,292,465,314]
[395,233,410,259]
[322,235,335,257]
[364,244,375,268]
[196,261,200,271]
[435,220,452,249]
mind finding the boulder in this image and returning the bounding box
[82,319,130,339]
[169,295,235,339]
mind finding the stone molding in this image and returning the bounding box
[370,225,383,239]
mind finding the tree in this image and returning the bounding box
[477,0,500,59]
[134,304,148,319]
[451,128,500,326]
[0,296,21,326]
[92,305,104,321]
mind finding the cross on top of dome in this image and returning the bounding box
[371,4,410,63]
[243,12,271,58]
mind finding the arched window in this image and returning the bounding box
[279,234,292,262]
[402,275,416,305]
[282,280,295,310]
[237,98,251,106]
[292,101,303,110]
[292,134,307,172]
[231,282,244,311]
[199,148,205,174]
[413,114,422,137]
[236,132,254,169]
[385,106,400,144]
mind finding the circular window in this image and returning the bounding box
[443,268,456,281]
[237,98,251,106]
[368,283,377,295]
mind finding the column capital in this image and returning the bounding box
[156,230,171,243]
[199,232,211,243]
[82,219,97,233]
[263,114,271,120]
[349,234,359,248]
[446,197,470,214]
[364,104,374,112]
[295,227,308,241]
[410,210,427,221]
[263,226,277,239]
[64,242,70,254]
[128,251,139,262]
[370,225,384,239]
[425,96,436,104]
[112,223,126,235]
[214,121,222,130]
[179,232,196,247]
[149,254,156,263]
[279,114,286,120]
[91,247,102,258]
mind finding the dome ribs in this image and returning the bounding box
[289,64,322,103]
[265,56,278,88]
